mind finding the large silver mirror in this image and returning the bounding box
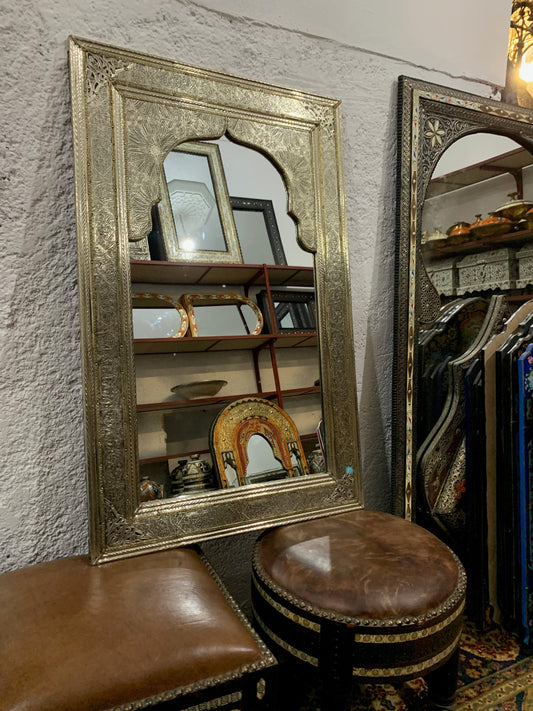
[69,37,362,563]
[395,76,533,518]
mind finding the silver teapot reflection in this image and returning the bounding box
[170,454,215,495]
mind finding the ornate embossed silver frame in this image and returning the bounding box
[69,37,362,563]
[394,76,533,519]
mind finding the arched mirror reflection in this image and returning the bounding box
[422,133,533,301]
[134,138,322,502]
[419,134,533,470]
[245,434,288,484]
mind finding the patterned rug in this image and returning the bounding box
[299,621,533,710]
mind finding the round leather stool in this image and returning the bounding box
[251,509,466,711]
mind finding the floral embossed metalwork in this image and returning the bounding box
[85,52,131,98]
[69,37,362,562]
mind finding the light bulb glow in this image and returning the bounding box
[520,46,533,82]
[181,237,196,252]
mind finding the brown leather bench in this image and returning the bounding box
[252,509,466,711]
[0,548,276,710]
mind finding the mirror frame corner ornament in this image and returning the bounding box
[68,36,363,562]
[394,74,533,521]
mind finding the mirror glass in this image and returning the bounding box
[132,308,183,339]
[192,303,259,336]
[232,208,280,264]
[245,435,285,480]
[69,37,361,562]
[132,293,188,340]
[419,134,533,450]
[422,133,533,301]
[165,150,225,252]
[136,140,322,497]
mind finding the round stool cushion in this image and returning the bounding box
[252,509,465,681]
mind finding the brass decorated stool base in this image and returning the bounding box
[0,548,276,711]
[252,509,465,711]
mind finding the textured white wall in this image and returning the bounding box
[0,0,507,605]
[195,0,511,86]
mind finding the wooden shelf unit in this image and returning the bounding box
[132,258,321,466]
[130,259,314,288]
[137,385,321,413]
[426,146,533,200]
[133,332,317,354]
[422,228,533,260]
[139,432,319,466]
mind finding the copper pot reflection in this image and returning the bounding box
[470,212,513,239]
[447,221,471,242]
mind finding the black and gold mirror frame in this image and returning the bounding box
[393,75,533,519]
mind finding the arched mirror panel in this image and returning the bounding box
[69,37,362,563]
[395,76,533,637]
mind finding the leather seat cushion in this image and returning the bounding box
[0,548,269,711]
[254,509,462,622]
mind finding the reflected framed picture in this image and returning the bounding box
[258,289,316,333]
[157,142,242,263]
[229,197,286,265]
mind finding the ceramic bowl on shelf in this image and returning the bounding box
[171,379,228,400]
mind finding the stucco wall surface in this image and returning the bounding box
[1,0,501,605]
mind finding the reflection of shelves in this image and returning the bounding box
[426,147,533,199]
[422,228,533,259]
[134,332,317,354]
[130,259,314,288]
[139,432,319,465]
[137,385,321,413]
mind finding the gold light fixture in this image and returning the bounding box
[504,1,533,106]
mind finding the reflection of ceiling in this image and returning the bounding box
[167,179,215,233]
[427,148,533,198]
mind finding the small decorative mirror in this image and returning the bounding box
[157,141,242,263]
[230,197,286,265]
[181,292,264,336]
[69,37,362,562]
[132,293,188,339]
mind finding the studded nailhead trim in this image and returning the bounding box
[252,603,319,666]
[352,634,461,677]
[353,599,464,643]
[252,570,321,632]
